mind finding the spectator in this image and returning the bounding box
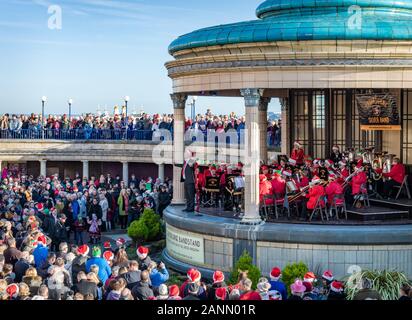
[268,267,288,301]
[353,278,382,300]
[399,284,411,301]
[148,261,169,290]
[131,270,154,300]
[85,247,111,285]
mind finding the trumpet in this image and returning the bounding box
[288,180,328,203]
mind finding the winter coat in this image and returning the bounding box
[73,279,98,299]
[306,185,326,210]
[14,259,31,282]
[33,244,49,268]
[85,257,111,284]
[42,215,57,238]
[55,221,69,244]
[131,281,154,300]
[383,163,406,184]
[121,270,142,290]
[351,171,367,195]
[3,246,22,266]
[269,280,288,301]
[71,255,88,283]
[99,198,109,222]
[290,148,305,165]
[259,180,273,205]
[325,181,344,205]
[87,203,102,220]
[138,256,152,271]
[149,267,169,288]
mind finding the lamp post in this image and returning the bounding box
[124,96,130,138]
[68,98,73,119]
[41,96,47,139]
[188,96,198,121]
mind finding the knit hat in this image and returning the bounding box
[168,285,180,297]
[187,268,201,283]
[270,267,281,281]
[158,284,168,298]
[137,246,149,260]
[215,287,227,300]
[6,284,19,299]
[92,246,101,258]
[322,270,334,282]
[103,241,111,250]
[213,270,225,284]
[303,272,316,283]
[77,244,89,256]
[330,281,344,293]
[103,250,114,262]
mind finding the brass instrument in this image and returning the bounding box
[383,154,396,182]
[288,180,328,203]
[342,166,365,189]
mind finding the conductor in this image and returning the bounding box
[180,150,198,214]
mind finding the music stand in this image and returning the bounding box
[203,176,220,208]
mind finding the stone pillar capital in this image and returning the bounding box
[240,89,264,108]
[258,97,271,111]
[170,93,188,110]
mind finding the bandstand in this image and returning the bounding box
[162,0,412,279]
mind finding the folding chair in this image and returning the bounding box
[395,176,412,200]
[309,196,328,222]
[262,195,276,221]
[330,194,347,220]
[353,183,370,208]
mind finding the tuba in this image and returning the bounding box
[382,154,396,181]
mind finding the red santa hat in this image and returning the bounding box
[103,241,111,250]
[169,285,180,297]
[261,165,269,171]
[237,162,244,168]
[187,268,201,283]
[311,176,321,184]
[103,250,114,262]
[356,159,364,168]
[6,284,19,299]
[325,159,333,167]
[270,267,282,281]
[294,141,302,148]
[36,235,47,247]
[330,281,344,293]
[288,158,297,166]
[303,272,316,283]
[137,246,149,260]
[215,287,227,300]
[213,270,225,284]
[36,203,44,212]
[77,244,90,256]
[328,173,336,180]
[116,238,126,247]
[338,160,347,168]
[332,145,340,151]
[322,270,334,282]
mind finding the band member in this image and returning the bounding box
[224,179,236,211]
[291,141,305,166]
[325,174,344,206]
[329,145,343,165]
[306,176,326,212]
[351,160,367,196]
[318,162,329,182]
[259,174,274,206]
[271,171,286,197]
[261,165,271,180]
[181,151,197,213]
[293,169,309,190]
[195,166,206,212]
[382,158,406,199]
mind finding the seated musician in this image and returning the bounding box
[329,145,343,165]
[224,178,236,211]
[261,165,271,180]
[259,174,274,206]
[293,168,309,190]
[290,141,305,166]
[312,159,320,177]
[325,174,344,206]
[337,160,349,185]
[382,158,406,199]
[306,176,326,214]
[351,159,368,196]
[271,171,286,198]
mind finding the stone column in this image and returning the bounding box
[171,93,187,205]
[280,97,290,156]
[241,88,264,225]
[82,160,89,180]
[40,160,47,178]
[158,163,165,183]
[259,97,271,163]
[122,161,129,186]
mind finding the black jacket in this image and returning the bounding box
[55,221,69,243]
[71,255,88,283]
[87,203,102,220]
[131,281,154,300]
[121,270,142,290]
[14,259,31,282]
[42,215,57,238]
[73,279,98,299]
[158,192,171,206]
[138,256,152,271]
[183,294,200,300]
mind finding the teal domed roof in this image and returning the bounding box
[169,0,412,54]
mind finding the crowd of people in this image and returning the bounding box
[0,111,281,146]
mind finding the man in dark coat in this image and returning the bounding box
[14,251,31,282]
[54,214,70,247]
[120,260,143,290]
[87,198,102,220]
[73,271,98,299]
[3,238,22,267]
[131,270,154,300]
[183,283,201,300]
[180,155,196,213]
[157,185,171,218]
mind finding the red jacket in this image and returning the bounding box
[291,149,305,165]
[351,171,367,195]
[306,185,325,209]
[337,168,349,185]
[294,176,309,189]
[383,163,405,184]
[260,180,273,205]
[239,291,262,301]
[325,181,344,205]
[197,172,206,189]
[271,176,286,196]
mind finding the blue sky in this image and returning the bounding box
[0,0,280,116]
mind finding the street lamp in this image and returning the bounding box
[41,96,47,139]
[189,96,198,121]
[124,96,130,118]
[68,98,73,119]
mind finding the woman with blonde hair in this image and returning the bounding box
[113,248,129,268]
[18,283,31,300]
[117,189,129,229]
[87,271,103,300]
[22,267,43,296]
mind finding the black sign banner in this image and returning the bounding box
[356,92,401,131]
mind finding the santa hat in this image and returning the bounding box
[36,203,44,212]
[137,246,149,260]
[294,141,302,148]
[103,250,114,262]
[303,281,313,293]
[330,281,344,293]
[215,287,227,300]
[261,165,269,171]
[270,267,282,281]
[356,159,363,168]
[282,169,292,177]
[338,160,347,168]
[237,162,244,168]
[116,238,126,247]
[303,272,316,283]
[213,270,225,284]
[187,268,201,283]
[328,174,336,180]
[36,235,47,247]
[311,176,321,184]
[6,284,19,299]
[77,244,89,256]
[325,159,333,167]
[169,285,180,297]
[288,158,297,166]
[332,145,340,150]
[322,270,334,282]
[103,241,111,250]
[259,174,267,182]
